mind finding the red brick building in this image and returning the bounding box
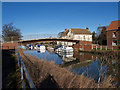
[106,20,120,49]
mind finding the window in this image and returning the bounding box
[88,36,90,41]
[112,40,117,46]
[84,36,85,40]
[113,32,116,38]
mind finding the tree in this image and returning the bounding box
[2,23,22,41]
[58,32,64,38]
[92,31,97,44]
[97,26,107,45]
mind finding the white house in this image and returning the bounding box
[57,28,92,46]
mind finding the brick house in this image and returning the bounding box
[106,20,120,49]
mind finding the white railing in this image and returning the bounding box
[22,34,58,40]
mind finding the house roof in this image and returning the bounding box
[106,20,120,31]
[61,30,69,36]
[61,28,92,36]
[70,28,92,35]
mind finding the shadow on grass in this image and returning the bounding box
[39,74,59,88]
[2,49,21,89]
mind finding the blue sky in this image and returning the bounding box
[2,2,118,36]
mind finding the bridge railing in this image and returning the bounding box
[22,34,59,40]
[15,48,36,89]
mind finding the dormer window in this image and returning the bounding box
[113,32,116,38]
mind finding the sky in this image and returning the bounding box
[2,2,118,36]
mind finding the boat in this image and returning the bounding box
[63,52,73,57]
[62,46,73,53]
[36,45,46,51]
[28,44,33,50]
[54,45,63,52]
[47,47,54,52]
[34,45,37,50]
[40,49,46,53]
[55,45,73,53]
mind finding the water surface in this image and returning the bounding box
[24,50,120,86]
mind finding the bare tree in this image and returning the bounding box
[2,23,22,42]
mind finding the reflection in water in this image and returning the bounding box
[24,50,120,86]
[56,52,76,62]
[71,60,93,69]
[37,49,46,53]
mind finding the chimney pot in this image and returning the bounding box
[65,29,67,31]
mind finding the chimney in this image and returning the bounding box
[65,29,67,31]
[86,27,89,29]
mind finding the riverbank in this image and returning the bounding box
[19,49,116,88]
[2,50,22,89]
[79,50,120,58]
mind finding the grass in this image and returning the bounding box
[2,50,22,89]
[18,49,116,88]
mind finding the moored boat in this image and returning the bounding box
[36,45,46,51]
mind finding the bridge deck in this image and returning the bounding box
[19,38,79,43]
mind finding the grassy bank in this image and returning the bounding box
[2,50,22,89]
[19,49,115,88]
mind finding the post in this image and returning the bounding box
[106,46,107,50]
[92,44,93,50]
[100,46,102,50]
[21,64,26,88]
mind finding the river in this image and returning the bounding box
[23,50,120,87]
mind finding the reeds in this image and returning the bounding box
[18,49,115,88]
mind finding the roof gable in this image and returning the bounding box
[106,20,120,31]
[70,28,92,35]
[61,28,92,37]
[61,30,69,36]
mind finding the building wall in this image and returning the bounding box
[117,30,120,49]
[61,31,92,42]
[2,42,17,49]
[107,30,112,49]
[107,30,120,49]
[73,34,92,41]
[73,41,92,51]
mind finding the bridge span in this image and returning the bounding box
[1,34,92,51]
[18,38,79,44]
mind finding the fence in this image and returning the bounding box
[92,44,109,50]
[15,49,36,89]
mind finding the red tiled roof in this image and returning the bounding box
[71,28,92,35]
[61,28,92,36]
[106,20,120,31]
